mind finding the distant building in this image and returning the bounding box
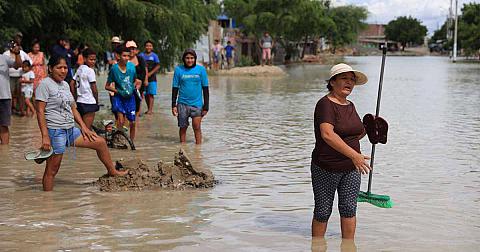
[358,24,398,50]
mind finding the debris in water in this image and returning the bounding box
[95,149,215,191]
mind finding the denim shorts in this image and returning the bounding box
[47,127,81,154]
[177,103,202,128]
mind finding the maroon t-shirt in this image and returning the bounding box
[311,95,364,172]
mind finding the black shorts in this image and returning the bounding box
[77,102,99,116]
[0,99,12,126]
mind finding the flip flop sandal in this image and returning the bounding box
[363,113,378,144]
[375,116,388,144]
[25,149,53,164]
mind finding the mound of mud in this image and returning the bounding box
[95,149,215,191]
[217,65,287,76]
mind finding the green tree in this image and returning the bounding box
[458,3,480,57]
[430,22,448,43]
[285,0,332,58]
[385,16,427,50]
[224,0,365,60]
[0,0,218,69]
[326,5,368,53]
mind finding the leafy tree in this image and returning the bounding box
[285,0,332,58]
[430,22,448,43]
[458,3,480,57]
[326,5,367,53]
[0,0,218,69]
[224,0,365,60]
[385,16,427,50]
[430,3,479,57]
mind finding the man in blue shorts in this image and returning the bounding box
[139,40,160,115]
[171,49,209,144]
[105,44,137,140]
[224,41,235,70]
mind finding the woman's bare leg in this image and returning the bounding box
[43,154,63,191]
[312,219,328,237]
[74,135,127,176]
[340,217,356,239]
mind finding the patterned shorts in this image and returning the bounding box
[311,162,361,222]
[177,103,202,128]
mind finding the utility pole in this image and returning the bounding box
[447,0,453,41]
[453,0,458,63]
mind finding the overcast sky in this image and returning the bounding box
[333,0,478,34]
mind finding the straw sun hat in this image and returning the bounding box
[111,36,122,43]
[326,63,368,85]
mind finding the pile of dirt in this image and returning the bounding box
[217,65,287,76]
[95,149,215,192]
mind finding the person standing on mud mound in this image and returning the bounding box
[260,32,274,66]
[35,55,127,191]
[139,40,160,115]
[171,49,209,144]
[311,63,371,239]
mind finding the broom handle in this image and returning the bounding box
[367,42,387,193]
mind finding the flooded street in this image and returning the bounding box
[0,56,479,251]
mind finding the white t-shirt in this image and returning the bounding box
[2,50,32,77]
[73,65,97,104]
[21,70,35,82]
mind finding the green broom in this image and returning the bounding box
[357,43,393,208]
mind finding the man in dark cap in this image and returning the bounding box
[171,49,209,144]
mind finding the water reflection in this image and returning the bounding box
[311,238,357,252]
[0,57,479,251]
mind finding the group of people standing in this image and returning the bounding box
[210,31,274,70]
[0,32,49,143]
[1,34,210,192]
[211,39,236,71]
[2,31,373,241]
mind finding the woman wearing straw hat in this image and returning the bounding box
[311,63,371,239]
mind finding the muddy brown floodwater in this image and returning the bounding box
[0,57,479,251]
[95,149,215,191]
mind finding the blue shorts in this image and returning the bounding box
[177,103,202,128]
[112,94,136,122]
[145,81,157,95]
[48,127,81,154]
